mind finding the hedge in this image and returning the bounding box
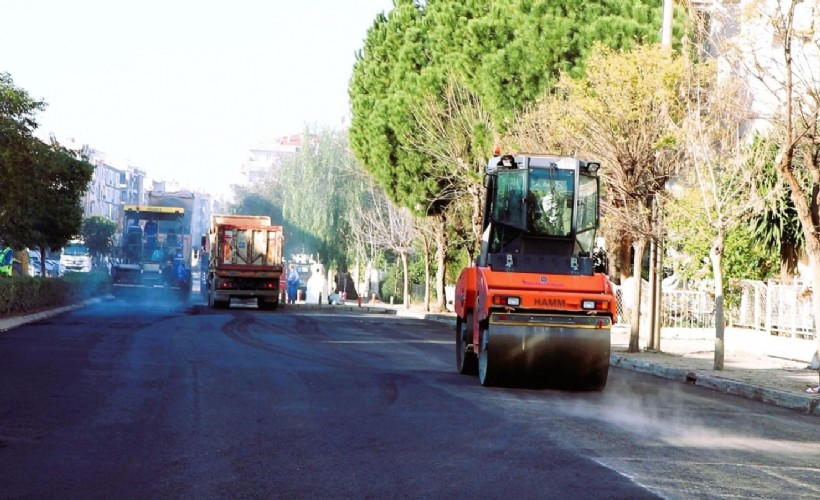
[0,272,111,317]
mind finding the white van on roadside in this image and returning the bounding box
[60,240,93,273]
[27,249,43,277]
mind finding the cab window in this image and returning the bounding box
[491,170,527,230]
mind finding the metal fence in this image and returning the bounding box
[736,279,815,338]
[433,277,814,338]
[613,281,715,329]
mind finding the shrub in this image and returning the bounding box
[379,264,404,305]
[0,272,111,317]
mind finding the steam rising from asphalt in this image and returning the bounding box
[111,288,197,311]
[553,381,820,456]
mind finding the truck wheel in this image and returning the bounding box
[208,288,229,309]
[258,299,278,311]
[456,314,477,375]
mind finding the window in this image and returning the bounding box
[526,167,575,237]
[576,174,599,252]
[492,170,527,230]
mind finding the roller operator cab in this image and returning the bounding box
[454,153,616,391]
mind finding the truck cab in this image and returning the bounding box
[60,240,93,273]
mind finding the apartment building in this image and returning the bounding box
[241,133,307,185]
[693,0,819,128]
[81,148,146,223]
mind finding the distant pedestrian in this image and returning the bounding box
[0,240,13,277]
[286,264,299,304]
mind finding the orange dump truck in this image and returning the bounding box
[202,214,284,310]
[455,153,616,390]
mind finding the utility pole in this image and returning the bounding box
[662,0,674,48]
[653,0,674,350]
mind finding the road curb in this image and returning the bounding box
[282,303,394,314]
[0,296,111,333]
[612,354,820,416]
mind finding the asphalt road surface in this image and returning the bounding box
[1,297,819,499]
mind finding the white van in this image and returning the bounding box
[27,249,43,277]
[60,240,93,273]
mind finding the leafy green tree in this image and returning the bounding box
[234,128,373,272]
[401,76,495,308]
[82,215,117,261]
[746,135,804,278]
[350,1,436,214]
[734,0,820,371]
[229,179,318,257]
[723,225,778,286]
[351,0,671,205]
[19,139,93,274]
[666,186,777,286]
[350,0,675,310]
[0,72,45,246]
[507,44,689,352]
[1,73,93,272]
[675,54,764,369]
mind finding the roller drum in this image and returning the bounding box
[482,313,611,390]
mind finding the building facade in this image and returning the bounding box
[241,133,306,184]
[694,0,819,128]
[79,147,146,223]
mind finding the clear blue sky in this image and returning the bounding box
[0,0,394,197]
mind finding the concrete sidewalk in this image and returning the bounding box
[610,326,820,415]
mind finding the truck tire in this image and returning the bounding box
[208,288,229,309]
[258,299,278,311]
[456,314,477,375]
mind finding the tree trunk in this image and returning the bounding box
[808,249,820,381]
[471,186,484,262]
[777,152,820,379]
[401,251,410,309]
[362,261,372,301]
[39,247,47,277]
[710,232,725,370]
[422,236,431,312]
[628,238,646,352]
[619,233,632,285]
[434,215,446,312]
[780,243,798,281]
[14,250,28,277]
